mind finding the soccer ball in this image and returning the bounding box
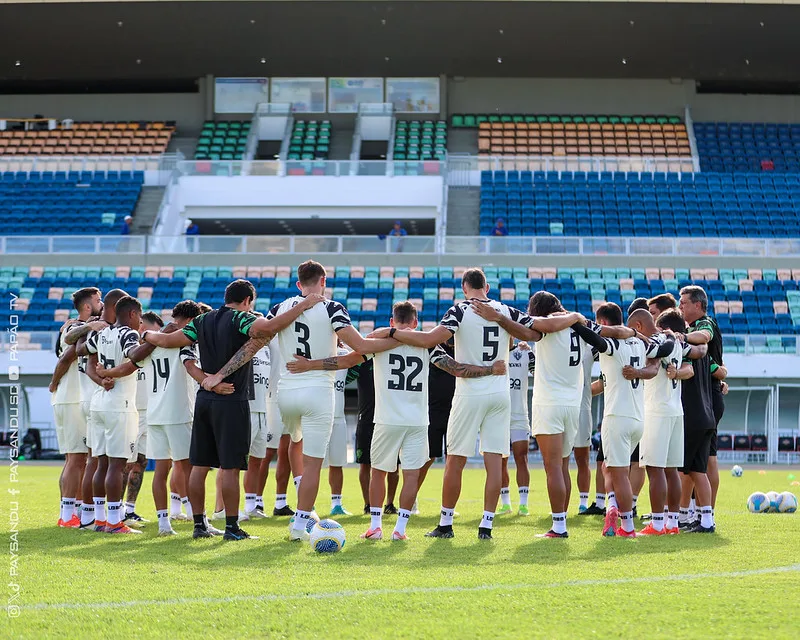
[766,491,782,512]
[747,492,771,513]
[288,511,320,535]
[776,492,798,513]
[731,465,743,477]
[309,519,346,553]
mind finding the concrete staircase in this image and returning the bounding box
[445,186,480,235]
[328,127,355,160]
[132,186,166,234]
[167,136,197,158]
[447,129,478,155]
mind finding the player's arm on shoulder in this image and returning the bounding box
[381,324,451,349]
[597,324,635,340]
[532,312,586,336]
[336,325,398,354]
[684,343,708,359]
[572,322,610,353]
[622,357,659,381]
[286,350,367,374]
[684,320,713,345]
[200,337,267,391]
[471,301,541,341]
[647,337,677,359]
[431,351,506,378]
[249,293,325,339]
[145,328,192,349]
[63,320,107,346]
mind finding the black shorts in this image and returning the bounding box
[428,408,449,459]
[190,396,250,470]
[631,443,640,464]
[681,429,714,475]
[710,391,725,457]
[355,421,374,465]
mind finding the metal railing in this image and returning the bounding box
[0,154,180,175]
[174,159,444,177]
[4,234,800,257]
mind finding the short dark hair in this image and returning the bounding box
[197,302,212,314]
[679,285,708,313]
[627,297,649,316]
[461,268,487,291]
[297,260,326,286]
[392,300,417,325]
[72,287,100,311]
[172,299,202,321]
[656,309,687,333]
[596,302,623,326]
[224,279,256,304]
[115,295,142,318]
[648,293,678,313]
[104,288,128,310]
[528,291,564,317]
[142,311,164,328]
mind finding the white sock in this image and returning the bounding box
[157,509,170,530]
[439,506,455,528]
[125,501,136,516]
[256,495,264,510]
[596,493,606,509]
[620,510,634,533]
[518,486,529,507]
[667,511,679,530]
[170,493,182,516]
[181,497,193,518]
[699,505,714,528]
[480,511,495,530]
[579,492,589,509]
[370,507,382,531]
[551,512,567,534]
[607,492,617,509]
[293,476,302,494]
[293,509,311,532]
[679,507,690,523]
[93,497,106,522]
[651,513,666,532]
[394,508,411,535]
[500,487,511,506]
[75,499,83,512]
[60,498,75,522]
[244,493,257,513]
[107,501,122,526]
[275,494,288,509]
[331,494,342,508]
[81,503,95,526]
[632,494,639,509]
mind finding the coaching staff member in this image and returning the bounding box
[144,280,323,540]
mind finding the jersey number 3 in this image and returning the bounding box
[295,321,311,358]
[388,354,423,392]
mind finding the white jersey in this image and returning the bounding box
[334,347,350,419]
[644,334,692,418]
[65,321,98,404]
[509,345,535,423]
[87,325,140,413]
[598,336,663,421]
[135,367,148,412]
[440,299,534,396]
[250,346,270,414]
[532,325,585,408]
[267,340,282,404]
[267,297,351,391]
[137,344,198,425]
[52,327,81,405]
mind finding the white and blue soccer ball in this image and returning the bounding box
[766,491,782,512]
[731,465,743,478]
[776,491,798,513]
[309,519,346,553]
[288,511,320,535]
[747,492,771,513]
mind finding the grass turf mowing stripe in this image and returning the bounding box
[27,563,800,612]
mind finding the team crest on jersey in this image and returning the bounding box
[513,350,522,361]
[266,433,273,443]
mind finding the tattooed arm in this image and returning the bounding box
[200,337,268,391]
[285,351,367,374]
[432,354,507,378]
[64,320,108,345]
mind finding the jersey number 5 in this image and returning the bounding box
[388,354,423,392]
[629,356,641,389]
[483,326,500,362]
[295,321,311,358]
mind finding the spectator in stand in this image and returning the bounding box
[389,221,408,238]
[120,216,133,235]
[492,218,509,236]
[185,219,200,253]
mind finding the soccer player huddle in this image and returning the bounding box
[50,261,727,542]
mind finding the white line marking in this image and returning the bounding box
[25,563,800,612]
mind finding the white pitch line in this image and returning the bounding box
[25,563,800,612]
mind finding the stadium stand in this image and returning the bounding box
[393,120,447,161]
[450,114,690,156]
[0,170,143,235]
[695,122,800,173]
[194,120,251,160]
[287,120,331,161]
[2,265,799,344]
[0,121,174,156]
[479,170,800,237]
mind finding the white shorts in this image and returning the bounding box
[83,401,94,450]
[147,422,192,461]
[640,415,684,469]
[531,404,580,458]
[510,418,530,444]
[90,410,138,460]
[574,407,593,449]
[278,386,334,459]
[266,401,290,450]
[132,410,147,461]
[325,416,348,467]
[447,392,511,458]
[601,415,644,468]
[371,423,429,472]
[53,403,88,454]
[249,412,269,458]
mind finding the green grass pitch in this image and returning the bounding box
[5,464,800,638]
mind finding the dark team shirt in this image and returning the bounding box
[690,315,724,393]
[348,358,375,427]
[182,306,257,402]
[428,340,456,414]
[681,352,716,432]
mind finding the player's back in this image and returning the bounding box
[441,299,513,396]
[532,326,583,407]
[143,345,198,424]
[91,325,140,412]
[509,345,535,423]
[270,297,350,389]
[599,337,646,421]
[249,345,270,413]
[51,328,82,405]
[372,343,430,427]
[644,336,686,417]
